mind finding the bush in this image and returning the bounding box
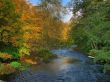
[10,61,21,69]
[91,50,110,73]
[0,64,16,75]
[94,50,110,63]
[104,64,110,73]
[36,48,55,63]
[0,43,19,58]
[0,52,12,60]
[19,47,30,57]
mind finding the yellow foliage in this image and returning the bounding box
[20,56,37,64]
[61,23,71,41]
[0,53,12,60]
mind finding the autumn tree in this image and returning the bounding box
[31,0,66,48]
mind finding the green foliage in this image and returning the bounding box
[71,0,110,72]
[36,48,55,62]
[0,43,19,58]
[10,61,31,71]
[10,61,21,69]
[104,64,110,73]
[94,50,110,64]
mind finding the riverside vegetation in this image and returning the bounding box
[70,0,110,73]
[0,0,71,75]
[0,0,110,79]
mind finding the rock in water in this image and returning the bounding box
[0,80,5,82]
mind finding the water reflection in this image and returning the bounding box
[31,56,79,74]
[9,49,110,82]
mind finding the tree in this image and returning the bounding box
[71,0,110,72]
[31,0,66,48]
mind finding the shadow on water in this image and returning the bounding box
[4,48,110,82]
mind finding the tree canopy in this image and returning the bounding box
[0,0,71,75]
[71,0,110,72]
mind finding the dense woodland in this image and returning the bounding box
[71,0,110,73]
[0,0,71,75]
[0,0,110,76]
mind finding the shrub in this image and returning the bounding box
[104,64,110,73]
[10,61,21,69]
[94,50,110,63]
[36,48,55,62]
[0,52,12,60]
[19,47,30,57]
[0,43,19,58]
[0,64,16,75]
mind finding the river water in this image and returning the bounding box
[8,49,110,82]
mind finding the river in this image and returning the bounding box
[6,48,110,82]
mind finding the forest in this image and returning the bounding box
[0,0,110,82]
[71,0,110,73]
[0,0,72,75]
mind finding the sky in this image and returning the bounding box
[28,0,73,22]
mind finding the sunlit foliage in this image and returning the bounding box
[0,0,70,75]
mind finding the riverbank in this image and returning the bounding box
[2,48,109,82]
[0,47,57,81]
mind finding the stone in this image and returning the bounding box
[0,80,5,82]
